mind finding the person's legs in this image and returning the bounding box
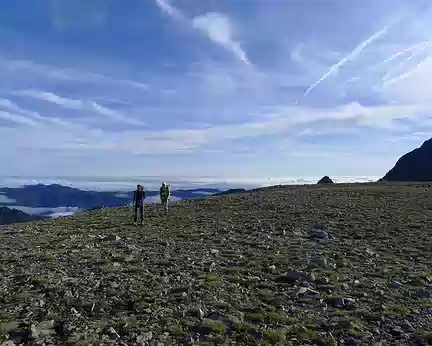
[139,203,144,224]
[164,199,169,215]
[134,204,138,223]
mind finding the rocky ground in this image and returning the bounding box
[1,183,432,345]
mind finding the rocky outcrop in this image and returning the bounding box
[382,138,432,182]
[317,176,334,184]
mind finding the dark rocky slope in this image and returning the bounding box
[382,138,432,182]
[317,176,334,184]
[0,183,431,345]
[0,206,45,226]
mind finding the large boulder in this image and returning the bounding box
[381,138,432,182]
[317,176,334,184]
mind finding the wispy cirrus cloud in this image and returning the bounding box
[12,90,146,126]
[192,12,251,65]
[155,0,251,65]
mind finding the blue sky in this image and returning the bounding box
[0,0,431,186]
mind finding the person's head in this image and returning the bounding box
[137,184,142,191]
[162,182,166,187]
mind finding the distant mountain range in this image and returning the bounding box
[382,138,432,182]
[0,184,224,224]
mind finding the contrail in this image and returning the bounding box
[297,24,392,104]
[379,40,429,66]
[381,41,430,82]
[382,56,429,86]
[343,40,430,87]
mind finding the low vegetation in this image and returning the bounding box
[0,183,431,345]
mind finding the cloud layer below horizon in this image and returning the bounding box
[0,0,431,182]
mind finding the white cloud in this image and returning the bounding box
[154,1,250,65]
[0,98,74,127]
[192,12,250,65]
[0,193,16,204]
[155,0,186,22]
[1,101,426,157]
[13,90,84,109]
[0,110,40,127]
[12,90,145,126]
[1,58,151,91]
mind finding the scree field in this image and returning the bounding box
[1,183,431,345]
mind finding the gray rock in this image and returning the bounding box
[137,331,153,344]
[316,277,330,285]
[336,259,348,268]
[401,320,414,332]
[388,281,403,290]
[181,336,195,343]
[276,270,313,284]
[307,229,329,240]
[3,341,17,346]
[309,255,328,267]
[108,326,120,338]
[31,320,55,338]
[344,336,361,345]
[411,289,431,299]
[391,326,403,336]
[106,234,121,241]
[325,297,345,308]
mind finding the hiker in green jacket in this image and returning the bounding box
[160,182,170,215]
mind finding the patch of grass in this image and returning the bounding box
[415,300,432,308]
[383,304,409,317]
[245,313,265,323]
[264,328,286,344]
[259,289,275,301]
[166,325,187,338]
[101,266,119,274]
[287,325,319,341]
[422,332,432,344]
[234,321,258,333]
[265,311,297,324]
[125,266,147,273]
[115,315,137,331]
[349,329,363,337]
[297,298,316,305]
[200,319,227,335]
[106,288,121,297]
[203,275,219,283]
[0,321,19,336]
[226,275,241,283]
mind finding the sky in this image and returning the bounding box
[0,0,431,188]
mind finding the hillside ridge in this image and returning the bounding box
[0,184,431,345]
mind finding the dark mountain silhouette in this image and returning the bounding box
[382,138,432,182]
[0,184,223,211]
[212,188,247,196]
[317,176,334,184]
[0,206,46,226]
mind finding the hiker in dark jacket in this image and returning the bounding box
[133,184,145,225]
[160,182,170,215]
